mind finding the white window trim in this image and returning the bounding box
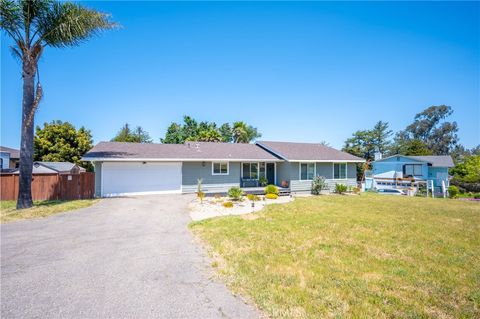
[212,162,229,175]
[332,162,348,180]
[404,164,423,177]
[299,162,316,181]
[241,162,260,180]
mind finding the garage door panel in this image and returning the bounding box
[102,162,182,196]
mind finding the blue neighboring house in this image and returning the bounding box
[366,154,455,194]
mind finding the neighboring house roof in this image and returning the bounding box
[37,162,86,173]
[256,141,365,162]
[0,146,20,159]
[374,155,454,168]
[12,161,85,174]
[408,156,455,168]
[82,141,282,161]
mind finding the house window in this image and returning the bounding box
[259,162,266,179]
[333,163,347,179]
[300,163,315,180]
[404,164,422,177]
[212,162,228,175]
[242,163,258,179]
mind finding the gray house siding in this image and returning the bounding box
[94,162,102,197]
[288,162,358,192]
[182,161,241,193]
[276,162,291,186]
[290,162,300,180]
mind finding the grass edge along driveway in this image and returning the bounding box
[190,193,480,318]
[1,199,99,223]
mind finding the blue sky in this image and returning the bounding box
[1,1,479,150]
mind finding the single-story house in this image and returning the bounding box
[12,161,86,175]
[0,146,20,171]
[366,154,454,193]
[82,141,365,197]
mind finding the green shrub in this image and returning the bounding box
[474,193,480,199]
[265,184,279,195]
[448,185,459,198]
[247,193,260,201]
[228,187,244,201]
[222,201,234,208]
[265,193,278,199]
[311,176,327,195]
[335,183,348,194]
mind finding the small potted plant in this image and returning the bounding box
[258,176,268,187]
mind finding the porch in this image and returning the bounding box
[241,186,291,196]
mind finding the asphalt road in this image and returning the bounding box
[1,195,258,319]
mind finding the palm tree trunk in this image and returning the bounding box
[16,59,36,209]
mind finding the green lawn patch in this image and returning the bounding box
[1,199,99,223]
[190,193,480,318]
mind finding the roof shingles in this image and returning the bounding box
[83,142,281,161]
[256,141,365,162]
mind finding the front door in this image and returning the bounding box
[266,163,275,185]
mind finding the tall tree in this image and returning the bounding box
[343,121,392,160]
[343,121,392,180]
[218,123,233,143]
[34,120,93,171]
[161,116,261,144]
[111,123,152,143]
[161,123,184,144]
[389,132,433,156]
[1,0,117,208]
[232,121,262,143]
[400,105,459,154]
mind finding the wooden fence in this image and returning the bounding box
[0,172,95,201]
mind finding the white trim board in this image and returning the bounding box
[83,157,284,162]
[102,189,182,197]
[289,159,365,163]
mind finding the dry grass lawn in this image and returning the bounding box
[190,193,480,318]
[1,199,98,223]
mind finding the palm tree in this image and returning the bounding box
[1,0,117,208]
[232,121,261,143]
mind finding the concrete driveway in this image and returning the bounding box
[1,195,258,319]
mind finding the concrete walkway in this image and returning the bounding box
[1,195,258,319]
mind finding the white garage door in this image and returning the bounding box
[101,162,182,197]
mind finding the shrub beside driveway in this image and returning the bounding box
[1,199,99,223]
[190,193,480,318]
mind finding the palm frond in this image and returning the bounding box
[0,0,23,41]
[36,1,118,48]
[19,0,53,44]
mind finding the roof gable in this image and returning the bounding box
[374,155,425,164]
[37,162,80,172]
[256,141,365,162]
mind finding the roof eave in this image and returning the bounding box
[81,157,284,162]
[288,159,366,163]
